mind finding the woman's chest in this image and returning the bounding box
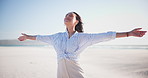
[53,36,79,52]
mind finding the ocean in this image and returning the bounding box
[0,45,148,50]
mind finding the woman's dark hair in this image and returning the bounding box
[72,12,84,33]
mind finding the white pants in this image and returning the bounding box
[57,58,84,78]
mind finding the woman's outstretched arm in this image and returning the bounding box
[18,33,37,41]
[116,28,147,38]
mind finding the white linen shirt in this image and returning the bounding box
[36,31,116,61]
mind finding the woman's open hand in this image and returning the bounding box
[129,28,147,37]
[18,33,28,41]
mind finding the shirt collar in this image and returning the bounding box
[65,29,78,38]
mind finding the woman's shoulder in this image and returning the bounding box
[77,32,92,35]
[76,32,93,38]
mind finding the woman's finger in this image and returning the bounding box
[142,31,147,34]
[21,33,27,36]
[133,28,142,31]
[137,31,147,37]
[141,31,147,35]
[18,36,25,41]
[18,37,23,41]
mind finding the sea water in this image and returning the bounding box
[0,45,148,50]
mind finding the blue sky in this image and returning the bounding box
[0,0,148,45]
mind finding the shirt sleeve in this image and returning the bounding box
[36,33,58,45]
[79,31,116,46]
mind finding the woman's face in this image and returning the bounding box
[64,12,78,28]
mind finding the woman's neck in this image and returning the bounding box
[67,28,76,38]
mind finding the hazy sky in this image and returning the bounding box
[0,0,148,45]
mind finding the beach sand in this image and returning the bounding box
[0,47,148,78]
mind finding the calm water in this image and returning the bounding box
[0,45,148,50]
[90,45,148,50]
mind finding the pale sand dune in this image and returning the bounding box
[0,47,148,78]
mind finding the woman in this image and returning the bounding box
[18,12,147,78]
